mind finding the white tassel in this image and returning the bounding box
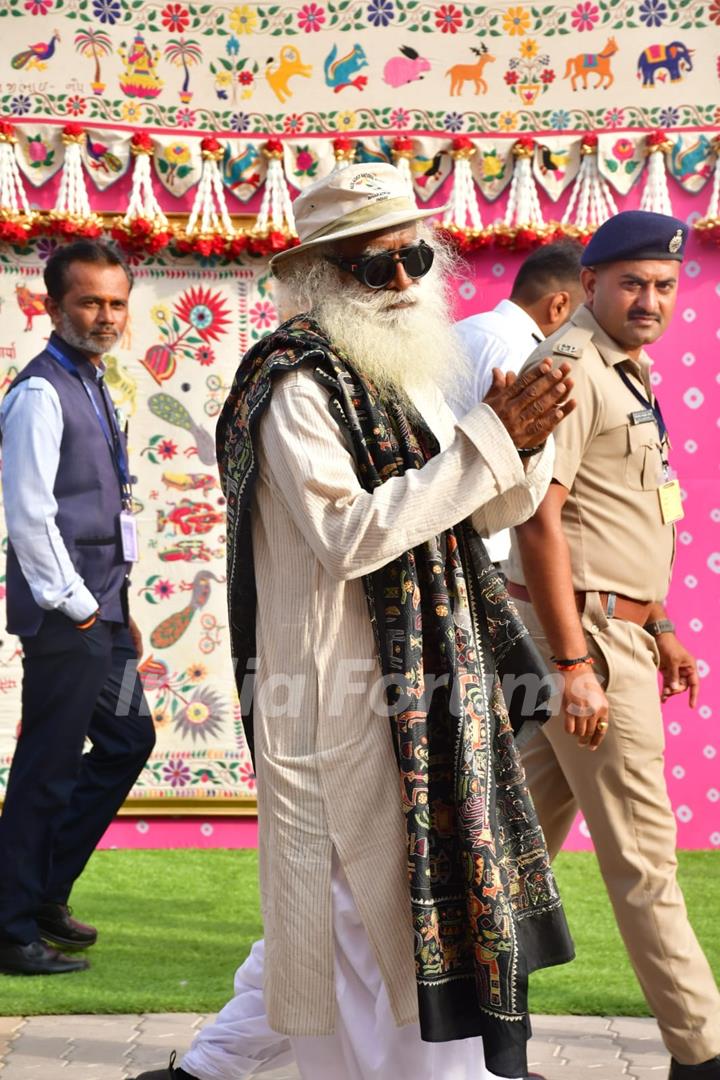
[0,124,31,216]
[253,139,295,237]
[639,131,673,215]
[693,136,720,246]
[111,132,172,255]
[442,138,484,232]
[186,136,235,238]
[505,138,544,228]
[332,137,356,171]
[390,137,414,193]
[562,133,618,239]
[0,121,36,245]
[48,125,103,236]
[56,127,92,217]
[125,135,167,225]
[496,136,548,248]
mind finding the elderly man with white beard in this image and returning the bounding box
[133,164,583,1080]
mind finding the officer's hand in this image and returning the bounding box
[657,633,699,708]
[559,665,609,750]
[483,361,576,451]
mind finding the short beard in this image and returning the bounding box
[56,310,121,357]
[274,228,472,407]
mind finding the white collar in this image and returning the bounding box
[493,298,544,343]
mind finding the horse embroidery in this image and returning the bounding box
[564,36,618,90]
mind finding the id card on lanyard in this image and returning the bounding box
[47,340,139,560]
[617,366,683,524]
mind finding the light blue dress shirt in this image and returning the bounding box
[0,373,102,624]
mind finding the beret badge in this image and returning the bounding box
[668,229,683,254]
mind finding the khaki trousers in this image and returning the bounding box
[515,592,720,1065]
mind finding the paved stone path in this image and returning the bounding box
[0,1013,668,1079]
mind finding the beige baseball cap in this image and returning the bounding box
[269,162,440,273]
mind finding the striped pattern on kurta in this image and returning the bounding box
[250,367,554,1037]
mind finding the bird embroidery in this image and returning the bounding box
[537,144,570,180]
[15,284,47,333]
[221,143,260,192]
[12,29,61,71]
[85,136,123,176]
[149,571,223,650]
[410,150,447,189]
[670,135,712,186]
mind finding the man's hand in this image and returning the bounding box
[657,632,699,707]
[558,665,609,750]
[483,360,576,450]
[128,615,144,659]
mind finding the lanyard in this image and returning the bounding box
[47,340,133,507]
[616,365,668,445]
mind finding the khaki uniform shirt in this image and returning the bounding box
[507,305,675,603]
[252,367,554,1036]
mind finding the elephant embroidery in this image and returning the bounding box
[637,41,694,86]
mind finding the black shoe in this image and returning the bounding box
[132,1052,197,1079]
[670,1056,720,1078]
[0,940,89,975]
[37,902,97,950]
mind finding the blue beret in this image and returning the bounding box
[581,210,688,266]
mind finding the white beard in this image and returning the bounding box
[308,261,472,407]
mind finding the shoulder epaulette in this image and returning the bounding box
[551,327,594,360]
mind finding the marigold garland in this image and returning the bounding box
[0,121,715,260]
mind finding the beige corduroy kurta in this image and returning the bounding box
[250,366,554,1037]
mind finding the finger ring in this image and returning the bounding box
[596,720,608,731]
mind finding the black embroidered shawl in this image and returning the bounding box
[217,315,574,1079]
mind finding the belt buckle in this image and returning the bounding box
[606,592,617,619]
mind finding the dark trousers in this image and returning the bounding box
[0,612,155,945]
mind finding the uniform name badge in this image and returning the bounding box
[119,509,139,561]
[658,479,684,525]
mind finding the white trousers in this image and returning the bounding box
[182,859,496,1080]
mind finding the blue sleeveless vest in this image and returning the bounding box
[5,333,129,636]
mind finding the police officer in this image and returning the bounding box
[506,211,720,1078]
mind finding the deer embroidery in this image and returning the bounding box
[446,44,495,96]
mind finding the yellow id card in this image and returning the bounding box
[658,479,684,524]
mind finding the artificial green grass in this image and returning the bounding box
[0,849,716,1016]
[0,850,261,1016]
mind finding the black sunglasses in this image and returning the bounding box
[326,239,435,289]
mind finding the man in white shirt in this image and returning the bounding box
[453,243,584,563]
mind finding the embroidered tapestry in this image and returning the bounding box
[1,0,717,136]
[0,250,275,805]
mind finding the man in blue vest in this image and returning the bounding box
[0,240,155,975]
